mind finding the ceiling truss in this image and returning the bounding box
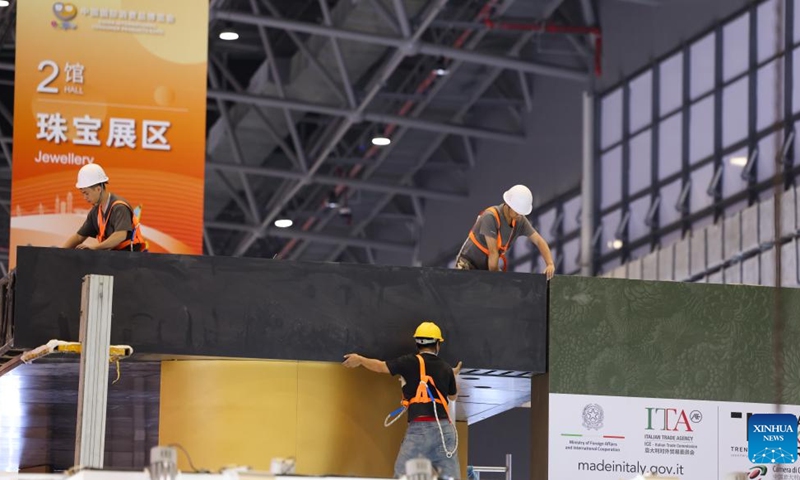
[0,0,597,266]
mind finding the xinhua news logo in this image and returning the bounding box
[748,413,798,464]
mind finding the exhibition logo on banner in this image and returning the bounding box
[10,0,208,267]
[550,393,800,480]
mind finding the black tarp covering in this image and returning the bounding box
[13,247,547,372]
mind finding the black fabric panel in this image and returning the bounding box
[14,247,547,372]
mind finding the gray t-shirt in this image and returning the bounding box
[457,204,536,270]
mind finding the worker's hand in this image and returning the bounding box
[342,353,363,368]
[76,243,94,250]
[543,263,555,280]
[453,361,463,376]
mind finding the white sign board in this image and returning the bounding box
[549,393,800,480]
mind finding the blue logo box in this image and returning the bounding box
[748,413,798,464]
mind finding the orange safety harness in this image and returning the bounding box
[467,206,516,271]
[97,200,148,251]
[384,354,459,458]
[400,354,452,422]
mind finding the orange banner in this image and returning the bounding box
[10,0,208,267]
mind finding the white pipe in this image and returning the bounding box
[580,91,594,276]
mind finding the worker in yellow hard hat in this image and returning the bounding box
[455,184,555,278]
[343,321,462,479]
[62,163,148,252]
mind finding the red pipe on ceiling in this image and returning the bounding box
[482,19,603,76]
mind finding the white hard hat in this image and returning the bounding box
[76,163,109,188]
[502,185,533,215]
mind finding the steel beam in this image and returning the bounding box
[207,161,467,201]
[392,0,412,37]
[231,0,449,257]
[580,91,594,276]
[288,0,527,261]
[542,0,567,18]
[0,62,13,71]
[323,32,537,262]
[257,0,348,107]
[203,228,216,256]
[212,170,258,222]
[0,123,12,167]
[206,89,527,143]
[518,71,533,112]
[462,136,476,167]
[318,0,357,109]
[207,221,416,253]
[579,0,596,25]
[252,0,312,172]
[375,91,526,107]
[213,10,401,46]
[417,43,586,81]
[211,10,588,81]
[209,55,301,169]
[207,67,262,224]
[367,0,402,35]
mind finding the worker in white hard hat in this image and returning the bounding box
[343,321,462,479]
[455,185,555,278]
[62,164,148,252]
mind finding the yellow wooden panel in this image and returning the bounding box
[160,360,469,479]
[295,361,406,476]
[159,360,299,471]
[456,421,469,480]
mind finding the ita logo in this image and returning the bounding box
[582,403,604,430]
[748,413,798,464]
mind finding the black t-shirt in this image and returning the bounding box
[386,352,457,422]
[77,193,133,241]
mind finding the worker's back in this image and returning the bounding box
[386,352,456,421]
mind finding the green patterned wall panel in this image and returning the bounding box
[549,276,800,403]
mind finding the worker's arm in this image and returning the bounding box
[79,231,127,250]
[448,366,460,401]
[486,235,501,272]
[342,353,390,374]
[530,232,555,280]
[62,234,87,249]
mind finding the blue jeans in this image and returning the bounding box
[394,420,460,479]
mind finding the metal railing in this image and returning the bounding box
[470,454,511,480]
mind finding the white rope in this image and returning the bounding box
[426,382,458,459]
[385,406,407,427]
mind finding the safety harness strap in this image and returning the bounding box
[466,207,516,271]
[97,200,147,251]
[400,354,451,422]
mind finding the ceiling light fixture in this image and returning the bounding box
[729,156,748,167]
[607,239,623,250]
[219,31,239,41]
[371,136,391,146]
[0,1,9,7]
[274,218,293,229]
[434,68,449,76]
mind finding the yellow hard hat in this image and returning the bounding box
[413,321,444,344]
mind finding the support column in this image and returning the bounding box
[530,373,549,480]
[74,274,114,468]
[581,91,595,276]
